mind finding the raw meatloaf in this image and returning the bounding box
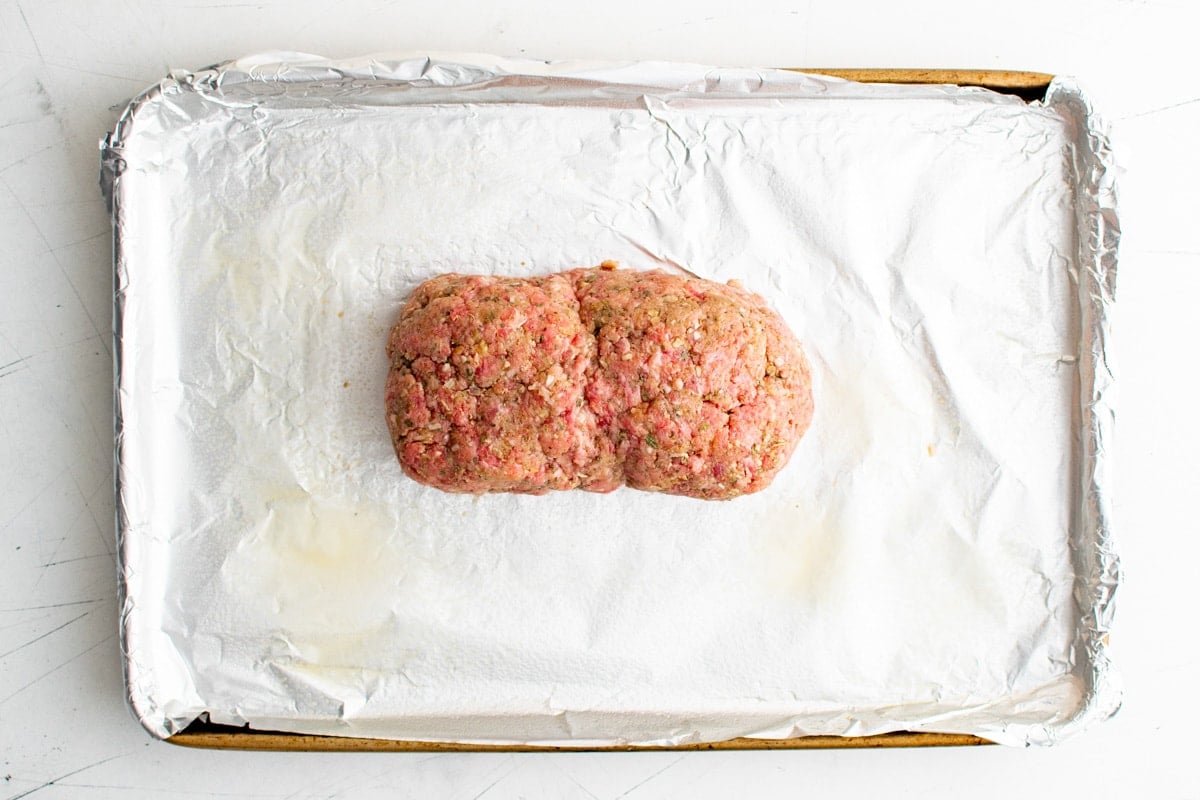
[383,273,607,494]
[385,265,813,500]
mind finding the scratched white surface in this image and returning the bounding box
[0,1,1196,798]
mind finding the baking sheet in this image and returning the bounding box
[102,53,1120,747]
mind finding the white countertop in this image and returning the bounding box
[1,1,1196,797]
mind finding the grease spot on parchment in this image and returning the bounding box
[223,487,412,638]
[746,502,844,605]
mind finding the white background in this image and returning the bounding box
[0,1,1195,798]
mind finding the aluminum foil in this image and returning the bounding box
[101,53,1121,747]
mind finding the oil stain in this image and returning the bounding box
[747,502,844,605]
[225,487,411,639]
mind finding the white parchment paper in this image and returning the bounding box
[103,54,1120,746]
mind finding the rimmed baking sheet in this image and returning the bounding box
[102,57,1120,749]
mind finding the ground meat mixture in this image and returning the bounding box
[384,273,606,494]
[385,265,814,500]
[570,268,813,500]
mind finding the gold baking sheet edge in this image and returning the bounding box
[171,722,991,751]
[802,68,1053,99]
[164,67,1051,752]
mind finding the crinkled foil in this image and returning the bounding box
[101,53,1121,747]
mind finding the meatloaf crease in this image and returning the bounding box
[385,266,813,500]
